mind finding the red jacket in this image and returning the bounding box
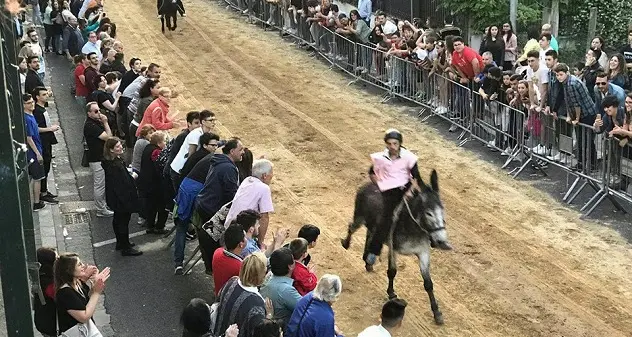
[136,97,173,136]
[291,261,317,296]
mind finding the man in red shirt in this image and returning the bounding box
[74,54,91,107]
[450,36,483,83]
[448,36,483,132]
[211,224,247,296]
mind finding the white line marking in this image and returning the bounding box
[93,230,148,248]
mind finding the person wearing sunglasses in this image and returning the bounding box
[593,72,626,114]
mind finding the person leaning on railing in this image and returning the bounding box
[554,62,599,171]
[343,10,370,44]
[594,95,627,185]
[430,41,450,115]
[607,93,632,177]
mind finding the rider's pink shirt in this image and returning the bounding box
[370,148,418,192]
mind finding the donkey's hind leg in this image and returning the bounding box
[341,216,364,250]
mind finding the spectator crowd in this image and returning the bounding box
[281,1,632,189]
[239,0,632,192]
[18,0,632,336]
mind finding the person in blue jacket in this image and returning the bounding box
[286,274,345,337]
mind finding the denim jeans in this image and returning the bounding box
[31,3,42,25]
[173,217,188,266]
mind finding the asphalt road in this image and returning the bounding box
[48,54,216,337]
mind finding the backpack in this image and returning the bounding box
[67,27,80,56]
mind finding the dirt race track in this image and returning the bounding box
[107,0,632,335]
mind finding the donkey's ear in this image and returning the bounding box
[430,169,439,192]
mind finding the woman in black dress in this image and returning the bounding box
[102,137,143,256]
[479,24,505,66]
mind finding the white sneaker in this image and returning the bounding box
[531,145,546,155]
[501,147,511,156]
[487,139,496,148]
[547,153,561,162]
[448,124,458,132]
[435,106,448,115]
[96,209,114,217]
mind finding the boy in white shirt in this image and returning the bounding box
[358,298,408,337]
[525,49,550,156]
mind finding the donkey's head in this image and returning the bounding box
[412,169,452,250]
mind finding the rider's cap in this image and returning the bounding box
[384,129,403,143]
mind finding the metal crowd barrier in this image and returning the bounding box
[216,0,630,216]
[572,134,629,215]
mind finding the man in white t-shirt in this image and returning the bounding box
[375,11,397,36]
[526,49,550,156]
[358,298,408,337]
[539,33,553,64]
[526,50,549,106]
[225,159,274,247]
[169,109,216,189]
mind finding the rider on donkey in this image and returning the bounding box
[365,129,423,266]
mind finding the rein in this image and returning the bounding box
[402,196,445,234]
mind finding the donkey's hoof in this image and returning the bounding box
[433,312,444,325]
[387,292,397,300]
[340,238,350,250]
[365,263,374,272]
[365,253,377,265]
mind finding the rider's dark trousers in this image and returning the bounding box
[367,186,407,256]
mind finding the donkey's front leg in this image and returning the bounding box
[386,250,397,299]
[418,248,443,325]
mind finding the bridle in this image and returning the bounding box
[402,195,446,235]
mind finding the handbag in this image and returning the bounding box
[208,302,219,332]
[202,201,232,243]
[60,319,102,337]
[58,284,103,337]
[81,137,90,167]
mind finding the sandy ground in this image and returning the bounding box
[106,0,632,335]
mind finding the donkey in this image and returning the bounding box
[157,0,179,34]
[341,169,452,325]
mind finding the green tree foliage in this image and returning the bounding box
[559,0,632,51]
[439,0,541,33]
